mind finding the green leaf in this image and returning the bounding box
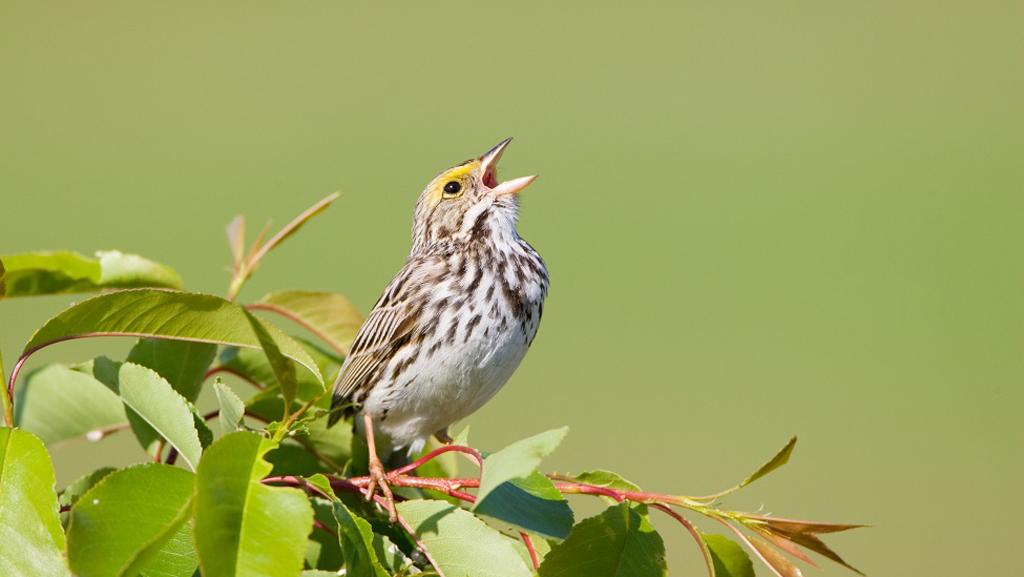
[59,467,116,509]
[475,471,575,540]
[250,290,363,355]
[15,363,126,446]
[396,499,533,577]
[0,250,180,298]
[701,534,756,577]
[571,470,641,492]
[539,503,667,577]
[0,428,71,577]
[192,409,214,450]
[306,498,343,570]
[702,437,801,502]
[304,473,337,500]
[67,464,195,577]
[740,436,797,489]
[0,251,99,298]
[213,381,245,435]
[120,340,215,452]
[265,441,325,477]
[22,288,321,385]
[332,500,389,577]
[475,427,568,505]
[85,359,204,470]
[194,432,314,577]
[371,533,414,574]
[569,470,641,504]
[244,310,301,409]
[138,521,198,577]
[94,250,183,290]
[300,572,340,577]
[126,339,217,402]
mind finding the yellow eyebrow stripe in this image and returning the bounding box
[427,160,481,207]
[440,160,479,181]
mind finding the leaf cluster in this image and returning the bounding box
[0,195,864,577]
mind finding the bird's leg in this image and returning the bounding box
[433,427,453,444]
[362,412,397,523]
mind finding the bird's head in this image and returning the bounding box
[412,138,537,250]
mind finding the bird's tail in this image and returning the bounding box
[326,390,356,428]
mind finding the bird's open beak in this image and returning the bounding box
[479,137,537,197]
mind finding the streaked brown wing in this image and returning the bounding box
[330,263,422,404]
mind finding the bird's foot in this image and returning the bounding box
[365,451,397,523]
[362,412,397,523]
[434,427,453,444]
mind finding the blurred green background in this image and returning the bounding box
[2,1,1021,575]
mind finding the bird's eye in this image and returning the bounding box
[442,181,462,197]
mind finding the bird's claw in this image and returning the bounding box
[434,427,453,444]
[366,455,397,523]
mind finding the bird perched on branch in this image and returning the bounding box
[329,138,548,520]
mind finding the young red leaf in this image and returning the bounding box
[746,515,867,535]
[749,535,804,577]
[226,215,246,271]
[779,531,865,575]
[752,527,818,567]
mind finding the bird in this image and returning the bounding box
[329,138,548,520]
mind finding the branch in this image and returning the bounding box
[260,441,864,577]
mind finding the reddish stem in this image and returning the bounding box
[5,351,32,426]
[553,481,625,502]
[391,444,485,477]
[651,503,715,577]
[313,518,336,537]
[521,532,541,570]
[449,488,477,502]
[342,473,700,513]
